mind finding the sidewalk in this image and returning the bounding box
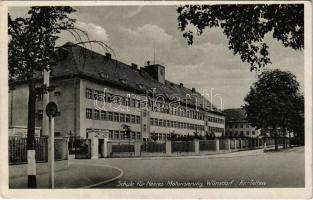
[9,162,123,188]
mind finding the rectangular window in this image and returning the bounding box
[109,130,113,139]
[131,132,136,140]
[93,109,100,120]
[120,114,125,122]
[143,125,147,132]
[131,115,136,123]
[114,131,119,140]
[136,132,141,140]
[93,90,99,100]
[113,112,119,122]
[246,131,250,135]
[150,118,154,125]
[158,119,162,126]
[125,114,130,123]
[130,99,135,107]
[86,88,92,99]
[86,108,92,119]
[136,116,140,124]
[108,112,113,121]
[100,111,106,120]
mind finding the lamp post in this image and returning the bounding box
[45,101,58,189]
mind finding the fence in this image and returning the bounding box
[172,141,195,152]
[199,140,216,151]
[103,137,289,158]
[141,142,165,153]
[111,143,134,153]
[9,136,68,165]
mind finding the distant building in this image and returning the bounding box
[223,108,261,138]
[9,42,225,141]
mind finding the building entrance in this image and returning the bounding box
[98,139,104,158]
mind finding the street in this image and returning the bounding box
[72,147,304,188]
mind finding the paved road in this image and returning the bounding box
[74,147,305,188]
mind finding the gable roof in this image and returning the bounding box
[36,42,223,115]
[223,108,247,122]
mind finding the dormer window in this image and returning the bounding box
[137,84,144,89]
[99,72,108,79]
[120,78,127,84]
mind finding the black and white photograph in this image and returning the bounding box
[1,1,312,198]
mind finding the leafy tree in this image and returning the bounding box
[243,69,303,150]
[9,6,111,188]
[177,4,304,71]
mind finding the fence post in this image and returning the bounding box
[228,139,231,151]
[107,142,112,157]
[234,139,237,150]
[194,139,200,155]
[240,139,242,150]
[91,136,99,159]
[103,138,108,157]
[134,142,141,157]
[215,139,220,152]
[166,141,172,156]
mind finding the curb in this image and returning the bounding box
[72,163,124,188]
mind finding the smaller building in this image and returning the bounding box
[223,108,261,138]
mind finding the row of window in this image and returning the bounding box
[207,116,224,124]
[108,130,142,140]
[86,88,208,121]
[86,108,141,124]
[228,131,256,136]
[150,117,205,131]
[208,126,224,133]
[227,123,250,129]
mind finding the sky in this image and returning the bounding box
[9,6,304,109]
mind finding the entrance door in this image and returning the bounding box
[98,139,104,158]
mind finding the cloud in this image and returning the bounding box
[75,21,109,42]
[118,24,175,47]
[124,6,144,18]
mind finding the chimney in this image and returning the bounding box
[105,52,111,60]
[179,83,184,88]
[191,88,196,93]
[131,63,138,70]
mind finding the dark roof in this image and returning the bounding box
[35,42,223,115]
[223,108,247,122]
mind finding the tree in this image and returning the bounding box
[177,4,304,71]
[243,69,303,150]
[9,6,111,188]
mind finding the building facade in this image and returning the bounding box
[223,108,261,138]
[9,43,225,142]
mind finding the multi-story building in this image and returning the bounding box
[224,108,261,138]
[9,42,225,142]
